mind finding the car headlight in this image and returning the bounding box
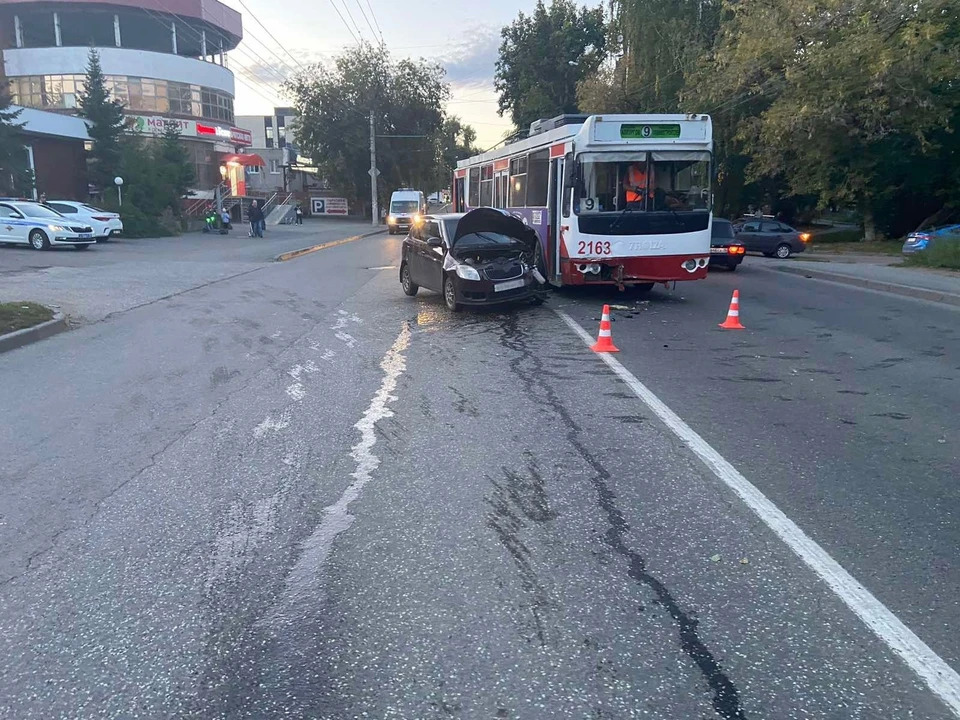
[47,224,66,232]
[388,215,396,223]
[455,264,481,281]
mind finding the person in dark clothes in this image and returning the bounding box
[295,203,303,225]
[248,200,264,238]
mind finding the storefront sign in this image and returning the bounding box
[130,115,196,136]
[128,115,252,146]
[196,123,252,146]
[311,197,348,215]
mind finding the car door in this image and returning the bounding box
[759,221,784,252]
[418,219,445,292]
[738,220,762,251]
[404,222,426,286]
[0,203,24,244]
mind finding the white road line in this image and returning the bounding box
[260,323,411,628]
[555,308,960,717]
[253,412,290,439]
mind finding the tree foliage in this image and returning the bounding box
[495,0,607,132]
[435,117,478,190]
[286,43,464,213]
[0,85,33,196]
[78,49,127,192]
[574,0,960,237]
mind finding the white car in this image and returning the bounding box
[0,200,95,250]
[44,200,123,243]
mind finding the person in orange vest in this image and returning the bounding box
[624,163,653,206]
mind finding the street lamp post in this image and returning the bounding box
[114,176,124,206]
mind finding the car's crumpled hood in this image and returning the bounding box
[450,208,540,252]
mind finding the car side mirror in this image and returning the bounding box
[426,237,443,248]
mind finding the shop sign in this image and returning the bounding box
[129,115,196,136]
[196,123,252,146]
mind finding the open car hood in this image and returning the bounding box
[451,208,540,251]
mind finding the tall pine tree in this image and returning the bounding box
[0,85,33,196]
[78,49,126,192]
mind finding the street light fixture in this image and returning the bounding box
[114,176,124,206]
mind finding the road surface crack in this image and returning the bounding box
[498,315,747,720]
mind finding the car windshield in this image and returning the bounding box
[15,203,64,219]
[391,200,419,214]
[576,151,711,214]
[712,221,735,240]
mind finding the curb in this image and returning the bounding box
[775,266,960,308]
[0,313,69,354]
[274,229,387,262]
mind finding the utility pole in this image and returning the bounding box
[369,111,378,227]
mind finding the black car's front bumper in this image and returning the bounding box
[453,274,539,306]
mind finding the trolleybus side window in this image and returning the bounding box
[480,164,494,207]
[526,149,550,207]
[468,166,480,207]
[509,155,527,207]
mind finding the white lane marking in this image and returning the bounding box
[288,361,320,381]
[335,330,356,347]
[286,383,306,401]
[253,412,290,439]
[260,323,411,628]
[555,308,960,717]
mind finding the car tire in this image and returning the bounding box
[727,262,738,271]
[443,276,461,312]
[74,244,90,251]
[775,243,792,259]
[400,262,419,296]
[29,229,50,250]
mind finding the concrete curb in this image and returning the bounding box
[0,313,69,354]
[274,229,387,262]
[775,265,960,308]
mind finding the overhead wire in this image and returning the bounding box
[233,0,307,71]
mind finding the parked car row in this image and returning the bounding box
[0,198,122,250]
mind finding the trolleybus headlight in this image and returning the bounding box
[576,263,601,274]
[683,259,699,272]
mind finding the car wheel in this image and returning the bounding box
[400,262,419,296]
[727,262,738,271]
[29,229,50,250]
[74,244,90,251]
[443,276,461,312]
[775,243,792,259]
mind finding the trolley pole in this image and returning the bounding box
[369,111,378,227]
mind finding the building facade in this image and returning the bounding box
[0,0,255,191]
[234,108,308,195]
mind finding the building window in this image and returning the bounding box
[7,73,234,124]
[270,159,280,174]
[247,165,260,175]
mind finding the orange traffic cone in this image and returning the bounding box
[591,304,620,352]
[719,290,745,329]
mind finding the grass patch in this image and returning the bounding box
[811,239,903,255]
[811,228,863,244]
[0,301,54,334]
[903,242,960,270]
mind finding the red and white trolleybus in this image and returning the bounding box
[452,113,714,289]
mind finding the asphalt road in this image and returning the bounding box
[0,235,957,719]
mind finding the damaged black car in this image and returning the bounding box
[399,208,548,312]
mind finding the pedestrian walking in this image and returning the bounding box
[248,200,264,238]
[295,203,303,225]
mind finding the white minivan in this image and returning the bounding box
[387,188,426,235]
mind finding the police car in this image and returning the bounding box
[0,199,96,250]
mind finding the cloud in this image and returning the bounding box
[432,23,501,85]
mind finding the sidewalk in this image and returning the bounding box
[774,258,960,307]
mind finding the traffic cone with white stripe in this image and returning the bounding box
[719,290,745,330]
[591,305,620,353]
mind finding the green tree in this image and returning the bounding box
[78,48,127,192]
[495,0,607,132]
[0,85,33,196]
[285,43,453,215]
[434,116,478,192]
[687,0,960,238]
[153,124,195,218]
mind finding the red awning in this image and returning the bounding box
[223,153,265,167]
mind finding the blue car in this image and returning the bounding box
[902,224,960,254]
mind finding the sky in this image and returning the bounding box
[222,0,547,148]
